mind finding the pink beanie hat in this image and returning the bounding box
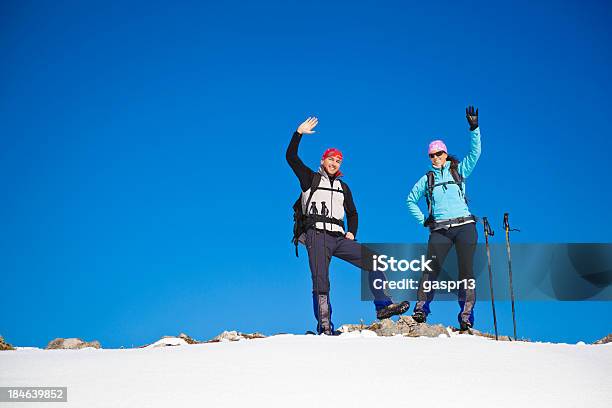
[428,140,447,154]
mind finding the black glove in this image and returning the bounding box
[466,105,479,131]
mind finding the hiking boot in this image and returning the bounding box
[318,322,333,336]
[376,301,410,320]
[412,310,427,323]
[459,320,473,331]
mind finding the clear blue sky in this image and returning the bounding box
[1,0,611,348]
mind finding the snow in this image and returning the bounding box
[144,337,189,348]
[1,334,611,407]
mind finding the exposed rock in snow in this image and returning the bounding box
[139,331,266,348]
[339,317,449,338]
[339,317,515,341]
[178,333,200,344]
[46,338,101,350]
[594,333,612,345]
[208,331,266,342]
[0,335,14,351]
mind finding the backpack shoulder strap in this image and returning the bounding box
[426,171,435,195]
[292,172,323,257]
[311,172,322,190]
[303,172,322,215]
[448,159,467,203]
[449,159,463,184]
[425,171,435,217]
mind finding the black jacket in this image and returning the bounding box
[286,131,358,236]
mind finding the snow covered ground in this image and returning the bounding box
[1,331,611,408]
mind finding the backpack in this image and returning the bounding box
[291,173,322,257]
[424,157,467,223]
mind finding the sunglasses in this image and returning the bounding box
[429,151,446,159]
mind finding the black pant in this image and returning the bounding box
[414,222,478,324]
[304,228,391,307]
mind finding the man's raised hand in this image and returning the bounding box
[297,117,318,135]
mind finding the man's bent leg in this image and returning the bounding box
[333,236,393,311]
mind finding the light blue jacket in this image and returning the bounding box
[406,127,481,225]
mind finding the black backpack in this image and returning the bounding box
[424,157,468,223]
[291,173,322,257]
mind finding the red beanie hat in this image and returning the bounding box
[322,148,343,161]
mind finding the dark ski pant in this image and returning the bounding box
[305,228,392,331]
[414,222,478,326]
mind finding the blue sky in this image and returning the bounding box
[1,0,611,348]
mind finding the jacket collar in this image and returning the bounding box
[319,166,343,179]
[430,160,450,172]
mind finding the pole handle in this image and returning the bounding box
[310,201,318,215]
[503,212,521,232]
[483,216,494,236]
[321,201,329,216]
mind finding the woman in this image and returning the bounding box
[406,106,481,330]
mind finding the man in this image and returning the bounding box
[287,116,409,335]
[406,106,481,330]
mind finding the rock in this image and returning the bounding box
[241,332,266,340]
[449,327,513,341]
[336,317,523,340]
[395,315,419,335]
[594,333,612,345]
[46,338,101,350]
[212,330,242,342]
[0,335,15,351]
[338,323,370,333]
[398,316,448,337]
[138,331,266,348]
[465,328,512,341]
[376,319,399,336]
[415,324,451,338]
[178,333,200,344]
[397,316,450,337]
[209,331,267,342]
[338,322,378,334]
[338,317,449,338]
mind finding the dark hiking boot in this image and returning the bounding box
[459,320,473,331]
[458,310,474,332]
[316,294,334,335]
[318,322,333,336]
[306,329,341,336]
[376,301,410,320]
[320,329,342,336]
[412,310,427,323]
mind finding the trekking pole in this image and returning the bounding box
[503,213,520,341]
[321,201,329,236]
[309,202,323,334]
[321,201,330,333]
[482,217,499,341]
[321,201,329,246]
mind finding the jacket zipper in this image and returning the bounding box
[329,178,334,233]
